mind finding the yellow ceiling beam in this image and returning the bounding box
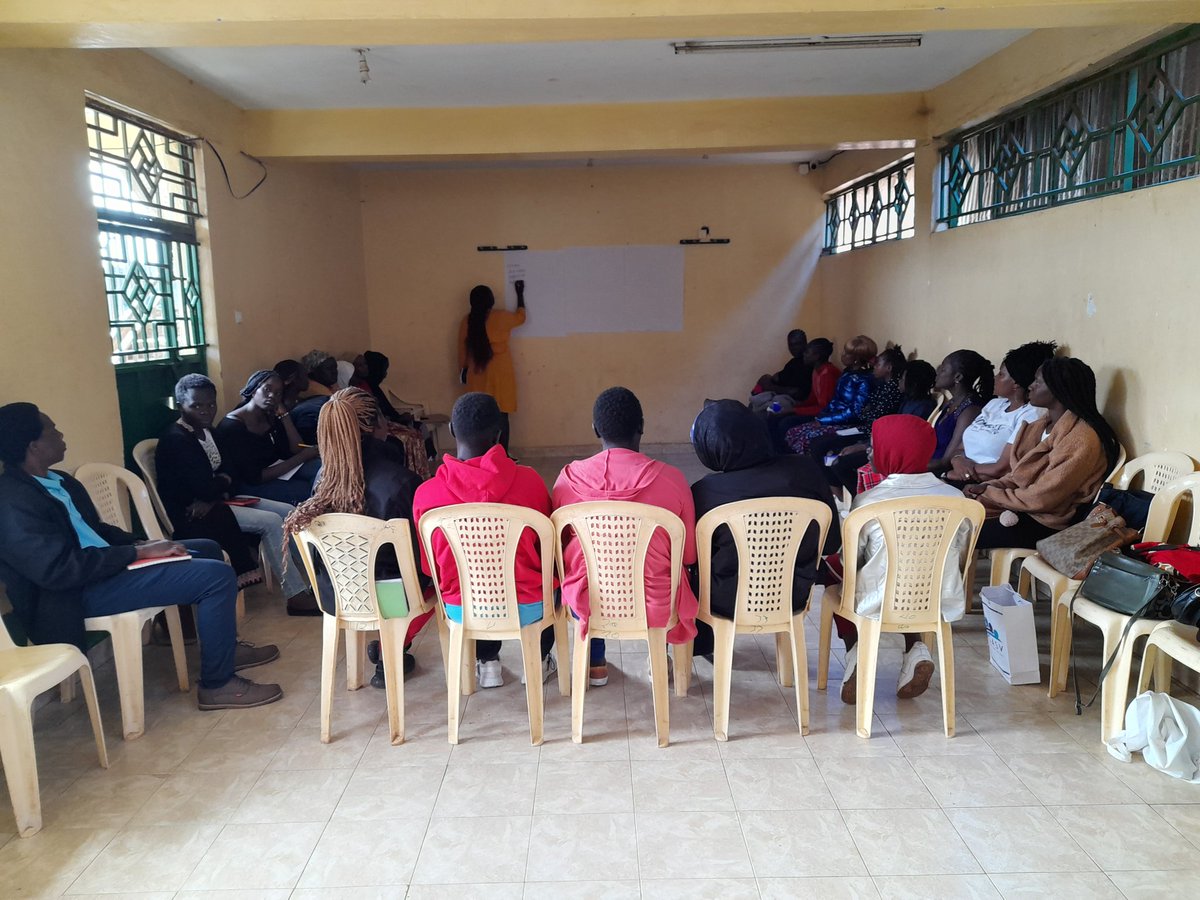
[4,1,1199,48]
[241,95,925,161]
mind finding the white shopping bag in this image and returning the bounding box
[1107,690,1200,783]
[980,584,1040,685]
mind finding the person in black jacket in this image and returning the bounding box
[0,402,282,710]
[689,399,842,656]
[283,388,429,684]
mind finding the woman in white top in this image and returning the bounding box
[837,415,973,705]
[948,340,1057,484]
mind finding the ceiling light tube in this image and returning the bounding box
[672,34,922,54]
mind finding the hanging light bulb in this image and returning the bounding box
[354,48,371,85]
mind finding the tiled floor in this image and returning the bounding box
[3,450,1199,898]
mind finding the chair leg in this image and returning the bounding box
[518,626,545,746]
[380,620,406,746]
[855,620,881,739]
[235,590,245,626]
[647,627,671,748]
[1101,627,1139,744]
[937,621,956,738]
[0,693,42,837]
[59,673,76,704]
[463,638,477,696]
[711,619,737,742]
[1048,600,1072,699]
[1137,641,1157,694]
[320,616,340,744]
[435,606,451,678]
[77,663,109,769]
[817,594,834,691]
[790,615,809,736]
[673,640,692,698]
[553,605,571,697]
[776,632,793,687]
[108,616,147,741]
[1152,649,1173,693]
[1017,567,1034,603]
[963,559,977,614]
[259,544,273,591]
[571,628,588,744]
[447,627,465,745]
[163,605,190,692]
[346,629,366,691]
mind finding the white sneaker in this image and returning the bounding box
[897,641,935,699]
[521,653,557,685]
[476,659,503,689]
[840,647,858,705]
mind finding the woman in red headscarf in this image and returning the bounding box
[834,415,972,705]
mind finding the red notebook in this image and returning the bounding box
[126,555,192,571]
[223,496,261,507]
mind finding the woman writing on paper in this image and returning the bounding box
[459,280,526,451]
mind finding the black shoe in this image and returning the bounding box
[368,650,415,688]
[234,641,280,671]
[286,591,322,617]
[366,640,381,666]
[370,663,386,689]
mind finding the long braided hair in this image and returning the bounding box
[282,389,377,551]
[1039,357,1122,473]
[465,285,495,372]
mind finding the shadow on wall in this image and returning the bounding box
[701,218,825,398]
[1101,366,1134,452]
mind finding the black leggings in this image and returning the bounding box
[976,513,1058,550]
[476,625,555,662]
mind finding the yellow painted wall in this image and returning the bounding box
[819,147,1200,456]
[0,48,369,467]
[360,165,825,448]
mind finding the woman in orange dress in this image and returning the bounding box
[458,280,526,450]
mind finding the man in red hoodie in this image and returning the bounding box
[412,392,555,689]
[552,387,698,687]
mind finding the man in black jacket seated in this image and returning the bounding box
[0,403,282,710]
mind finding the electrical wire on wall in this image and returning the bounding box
[188,136,268,200]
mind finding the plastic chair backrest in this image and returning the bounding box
[926,391,947,425]
[551,501,684,636]
[0,611,17,651]
[131,439,175,536]
[1115,450,1195,493]
[1143,472,1200,544]
[419,503,555,631]
[840,496,984,630]
[293,513,422,626]
[73,463,166,541]
[696,498,832,628]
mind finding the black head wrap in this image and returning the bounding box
[0,402,44,467]
[363,351,390,387]
[239,369,276,403]
[691,400,773,473]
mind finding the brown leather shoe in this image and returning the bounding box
[234,641,279,671]
[197,676,283,710]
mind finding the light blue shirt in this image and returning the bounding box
[34,472,109,550]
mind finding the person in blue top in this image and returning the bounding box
[0,402,282,711]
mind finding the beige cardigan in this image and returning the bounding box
[978,411,1109,529]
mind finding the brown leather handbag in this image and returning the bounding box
[1036,504,1141,580]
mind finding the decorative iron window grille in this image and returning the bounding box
[823,157,916,254]
[939,27,1200,228]
[85,102,206,364]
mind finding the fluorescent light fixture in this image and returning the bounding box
[672,34,922,54]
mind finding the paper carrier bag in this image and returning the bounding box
[980,584,1040,685]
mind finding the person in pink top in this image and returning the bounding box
[412,392,556,689]
[552,387,699,687]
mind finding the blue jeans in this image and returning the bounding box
[81,539,238,689]
[230,498,307,598]
[236,457,321,506]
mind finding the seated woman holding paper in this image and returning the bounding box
[963,357,1121,550]
[215,370,320,506]
[159,374,318,614]
[283,388,431,685]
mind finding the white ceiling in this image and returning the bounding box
[148,30,1027,110]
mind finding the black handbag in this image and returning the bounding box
[1070,551,1179,714]
[1173,583,1200,628]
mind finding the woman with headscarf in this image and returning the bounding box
[458,280,527,450]
[214,370,320,505]
[283,388,431,683]
[947,340,1057,484]
[362,350,432,479]
[835,415,973,705]
[689,399,841,655]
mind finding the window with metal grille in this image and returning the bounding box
[823,157,916,254]
[939,27,1200,228]
[85,101,206,365]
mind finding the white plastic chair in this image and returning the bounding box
[0,616,108,837]
[1048,472,1200,742]
[551,501,686,748]
[134,437,268,601]
[817,496,984,739]
[292,514,439,745]
[1137,620,1200,696]
[73,463,189,740]
[419,504,569,746]
[1113,450,1196,492]
[681,498,832,741]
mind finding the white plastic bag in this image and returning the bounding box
[1106,690,1200,783]
[980,584,1040,685]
